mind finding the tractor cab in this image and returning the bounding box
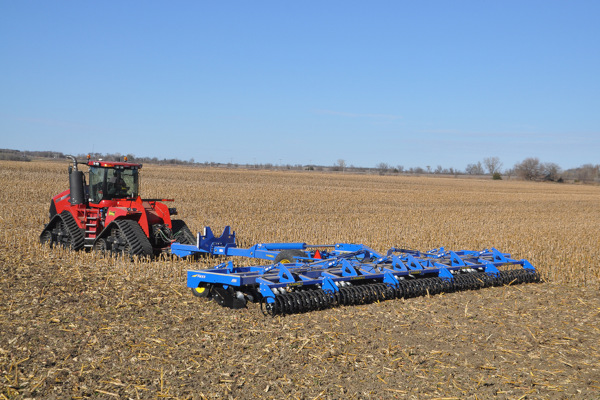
[86,160,141,204]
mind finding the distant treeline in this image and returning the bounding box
[1,148,598,183]
[0,148,38,161]
[0,149,198,165]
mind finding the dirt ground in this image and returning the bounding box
[1,253,599,399]
[1,161,599,399]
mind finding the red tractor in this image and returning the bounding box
[40,155,195,257]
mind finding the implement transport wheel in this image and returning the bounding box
[106,219,153,258]
[172,220,195,245]
[191,284,212,299]
[274,249,307,264]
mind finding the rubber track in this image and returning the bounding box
[264,269,541,316]
[113,219,153,257]
[59,211,85,250]
[171,220,195,245]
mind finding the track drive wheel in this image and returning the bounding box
[108,219,153,258]
[171,220,195,245]
[92,238,108,255]
[40,211,85,250]
[40,230,52,247]
[274,249,307,264]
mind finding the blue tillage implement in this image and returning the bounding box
[177,227,540,315]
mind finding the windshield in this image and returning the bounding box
[88,166,139,202]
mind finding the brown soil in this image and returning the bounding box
[1,162,599,399]
[1,256,599,399]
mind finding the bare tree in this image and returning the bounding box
[483,157,503,175]
[332,159,346,172]
[574,164,599,182]
[541,162,562,181]
[376,162,390,174]
[514,157,543,181]
[465,161,484,175]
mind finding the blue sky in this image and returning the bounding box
[1,1,598,170]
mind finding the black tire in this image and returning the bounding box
[171,220,195,245]
[108,219,153,258]
[274,249,307,264]
[191,284,212,298]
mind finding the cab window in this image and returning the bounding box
[88,167,139,202]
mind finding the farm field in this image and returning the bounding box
[1,160,599,399]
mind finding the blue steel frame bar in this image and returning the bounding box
[171,225,382,262]
[186,247,535,304]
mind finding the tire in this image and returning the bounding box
[108,219,153,258]
[274,249,307,264]
[171,220,195,245]
[191,284,212,298]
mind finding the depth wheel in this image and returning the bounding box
[274,249,307,264]
[191,284,212,299]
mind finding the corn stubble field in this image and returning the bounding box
[1,160,599,399]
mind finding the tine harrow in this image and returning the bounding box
[187,245,541,315]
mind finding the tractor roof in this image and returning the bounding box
[87,160,142,169]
